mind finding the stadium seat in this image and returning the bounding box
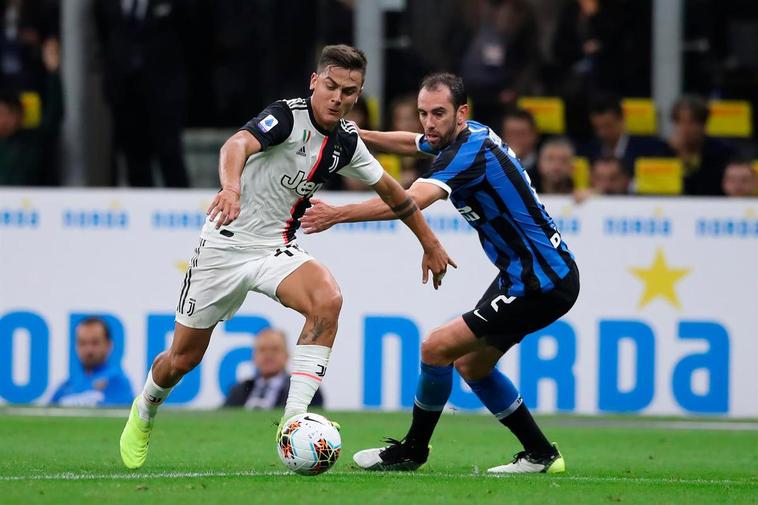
[20,91,41,129]
[706,100,752,137]
[572,156,590,190]
[634,157,683,195]
[622,98,657,136]
[517,97,566,134]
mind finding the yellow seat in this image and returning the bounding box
[634,158,683,195]
[517,97,566,134]
[20,91,41,129]
[706,100,752,138]
[572,156,590,190]
[622,98,657,136]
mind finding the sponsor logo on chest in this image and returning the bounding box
[281,171,323,197]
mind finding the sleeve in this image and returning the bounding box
[415,133,441,157]
[338,135,384,185]
[239,101,294,151]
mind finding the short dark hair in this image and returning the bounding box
[503,108,537,130]
[78,317,111,342]
[420,73,467,109]
[671,95,709,124]
[318,44,367,77]
[589,94,623,118]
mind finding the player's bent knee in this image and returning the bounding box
[311,289,343,319]
[169,351,202,376]
[420,336,450,366]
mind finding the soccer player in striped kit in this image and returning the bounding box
[302,73,580,474]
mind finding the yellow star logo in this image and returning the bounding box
[629,248,691,309]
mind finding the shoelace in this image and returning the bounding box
[379,437,405,458]
[511,451,529,464]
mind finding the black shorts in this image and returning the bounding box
[462,262,580,352]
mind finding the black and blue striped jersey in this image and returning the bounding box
[416,120,575,296]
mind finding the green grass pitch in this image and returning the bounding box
[1,408,756,505]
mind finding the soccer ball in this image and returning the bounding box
[277,413,341,476]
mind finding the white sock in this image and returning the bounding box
[137,369,172,422]
[283,345,331,420]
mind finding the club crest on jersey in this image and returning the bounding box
[328,149,341,173]
[257,114,278,133]
[281,171,323,197]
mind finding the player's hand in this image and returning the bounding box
[207,188,241,229]
[422,242,457,290]
[301,199,339,234]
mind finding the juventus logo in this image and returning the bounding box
[328,150,341,173]
[144,393,164,405]
[187,297,196,316]
[315,364,327,377]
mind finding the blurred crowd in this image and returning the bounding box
[0,0,756,197]
[50,316,321,410]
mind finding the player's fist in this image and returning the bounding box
[207,188,241,229]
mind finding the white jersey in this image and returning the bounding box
[201,97,383,248]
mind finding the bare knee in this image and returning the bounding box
[310,288,343,321]
[421,329,452,366]
[169,350,203,376]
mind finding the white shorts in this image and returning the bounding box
[175,239,313,329]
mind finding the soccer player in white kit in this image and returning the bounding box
[119,45,455,469]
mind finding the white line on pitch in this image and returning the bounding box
[1,471,755,487]
[3,409,758,432]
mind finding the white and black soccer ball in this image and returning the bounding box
[277,413,341,476]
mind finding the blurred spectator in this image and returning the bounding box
[224,328,324,409]
[387,94,430,188]
[668,95,734,196]
[0,0,59,93]
[583,94,671,175]
[50,317,133,407]
[94,0,191,187]
[722,159,758,197]
[0,37,61,186]
[502,108,539,175]
[535,137,575,194]
[551,0,627,139]
[589,156,630,195]
[461,0,542,126]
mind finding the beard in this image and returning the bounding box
[426,121,457,149]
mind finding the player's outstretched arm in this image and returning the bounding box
[302,177,445,230]
[207,131,262,229]
[359,128,422,156]
[302,174,455,288]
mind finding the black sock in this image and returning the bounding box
[404,405,442,451]
[499,403,554,456]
